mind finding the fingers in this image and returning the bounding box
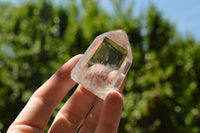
[49,79,126,133]
[79,79,126,133]
[78,98,104,133]
[95,91,123,133]
[48,86,97,133]
[8,55,82,132]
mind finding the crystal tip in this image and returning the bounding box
[105,29,132,61]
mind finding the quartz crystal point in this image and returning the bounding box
[71,30,132,100]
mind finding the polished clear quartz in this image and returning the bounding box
[71,30,132,100]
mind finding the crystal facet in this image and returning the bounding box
[71,30,132,100]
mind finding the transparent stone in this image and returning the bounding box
[71,30,132,100]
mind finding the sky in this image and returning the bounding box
[99,0,200,41]
[1,0,200,41]
[136,0,200,41]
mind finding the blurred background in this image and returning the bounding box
[0,0,200,132]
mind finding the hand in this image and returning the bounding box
[7,55,125,133]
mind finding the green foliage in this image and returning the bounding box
[0,0,200,132]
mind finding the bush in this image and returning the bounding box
[0,0,199,132]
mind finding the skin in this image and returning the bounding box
[7,54,125,133]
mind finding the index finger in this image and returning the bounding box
[8,55,82,132]
[95,91,123,133]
